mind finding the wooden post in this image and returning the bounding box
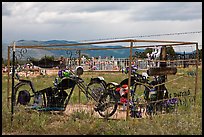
[183,51,186,68]
[78,50,81,66]
[78,50,81,104]
[126,41,133,120]
[160,46,167,67]
[7,46,11,108]
[194,43,199,105]
[11,42,16,124]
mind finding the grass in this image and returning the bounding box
[2,66,202,135]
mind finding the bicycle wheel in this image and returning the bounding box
[97,92,118,118]
[14,82,35,112]
[131,83,148,102]
[87,80,106,101]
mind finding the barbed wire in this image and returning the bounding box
[78,31,202,42]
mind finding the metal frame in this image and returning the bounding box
[7,39,199,121]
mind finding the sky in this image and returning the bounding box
[2,2,202,52]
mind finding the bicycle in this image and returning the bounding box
[14,66,118,118]
[106,65,177,118]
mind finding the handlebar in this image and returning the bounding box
[122,65,150,83]
[122,65,138,75]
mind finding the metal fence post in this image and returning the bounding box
[7,46,11,108]
[78,50,81,104]
[126,40,133,121]
[11,42,16,124]
[194,43,199,105]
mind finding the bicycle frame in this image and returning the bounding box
[59,76,106,108]
[75,79,101,102]
[15,74,106,109]
[14,67,118,118]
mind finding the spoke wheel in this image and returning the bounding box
[14,82,36,112]
[97,92,118,118]
[87,81,106,102]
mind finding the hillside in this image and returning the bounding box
[2,40,145,59]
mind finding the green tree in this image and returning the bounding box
[142,48,153,58]
[41,55,55,61]
[166,46,176,60]
[133,48,153,59]
[144,48,153,55]
[136,47,175,59]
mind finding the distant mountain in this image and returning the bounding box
[16,39,78,45]
[2,41,55,59]
[175,50,197,55]
[2,40,145,59]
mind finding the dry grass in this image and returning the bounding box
[2,67,202,135]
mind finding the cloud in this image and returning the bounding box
[128,2,202,21]
[3,2,202,22]
[2,2,202,43]
[70,2,131,13]
[2,2,14,16]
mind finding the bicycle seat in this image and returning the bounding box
[57,78,76,90]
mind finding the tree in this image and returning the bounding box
[166,46,176,60]
[144,48,153,55]
[142,48,153,58]
[41,55,55,61]
[136,47,175,59]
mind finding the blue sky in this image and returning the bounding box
[2,2,202,52]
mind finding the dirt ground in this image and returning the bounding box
[63,104,133,120]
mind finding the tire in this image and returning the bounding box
[131,83,148,102]
[87,80,106,101]
[14,82,35,112]
[97,92,118,118]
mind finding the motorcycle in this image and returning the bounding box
[14,66,118,118]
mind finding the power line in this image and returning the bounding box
[78,31,202,42]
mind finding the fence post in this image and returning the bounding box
[194,43,199,105]
[78,50,81,104]
[7,46,11,108]
[11,41,16,124]
[126,41,133,121]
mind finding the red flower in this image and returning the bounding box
[120,97,127,103]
